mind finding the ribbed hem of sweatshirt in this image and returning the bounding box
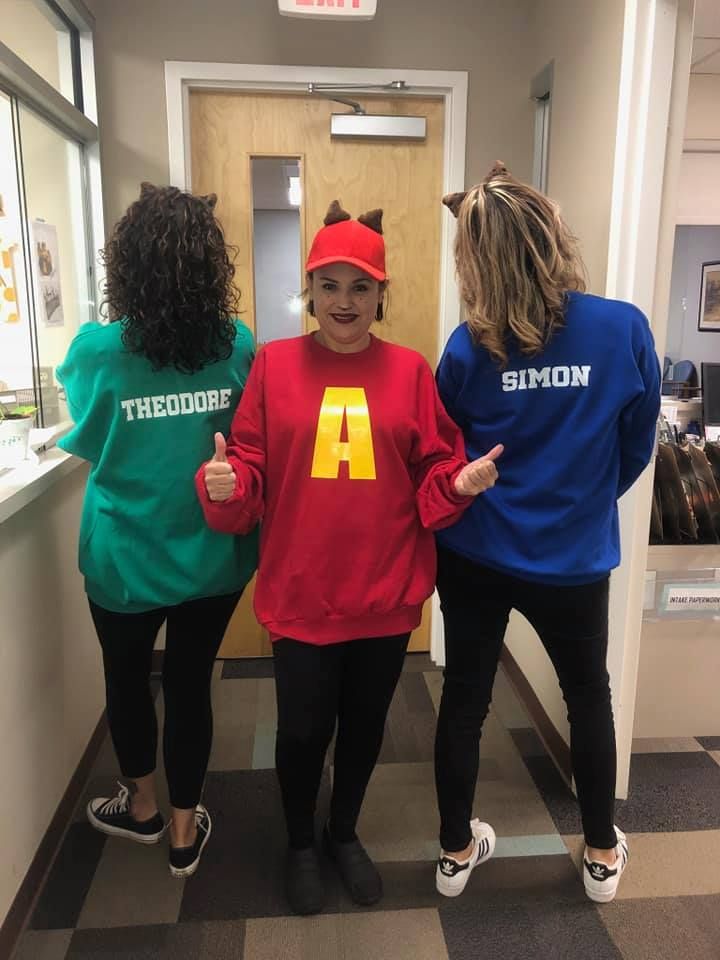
[84,578,248,615]
[435,540,614,587]
[266,605,424,645]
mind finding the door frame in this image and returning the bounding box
[602,0,694,796]
[164,61,468,662]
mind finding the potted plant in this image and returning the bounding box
[0,401,37,469]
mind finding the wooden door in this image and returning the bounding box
[190,91,445,656]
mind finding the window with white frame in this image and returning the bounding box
[0,0,102,430]
[0,0,79,107]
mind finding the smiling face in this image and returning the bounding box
[309,262,385,354]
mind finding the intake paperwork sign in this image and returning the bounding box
[278,0,377,19]
[662,583,720,614]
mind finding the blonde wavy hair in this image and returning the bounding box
[444,163,587,367]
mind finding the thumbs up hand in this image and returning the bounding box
[454,444,503,497]
[204,432,237,502]
[213,432,228,463]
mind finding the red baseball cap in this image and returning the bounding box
[306,218,386,282]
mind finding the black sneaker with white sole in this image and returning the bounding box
[87,783,165,844]
[583,826,629,903]
[169,805,212,879]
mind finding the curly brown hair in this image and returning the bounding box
[444,163,586,367]
[101,183,240,373]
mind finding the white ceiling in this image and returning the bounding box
[692,0,720,74]
[251,157,300,211]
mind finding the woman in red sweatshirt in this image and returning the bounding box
[196,202,501,916]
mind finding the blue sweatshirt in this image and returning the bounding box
[435,291,661,585]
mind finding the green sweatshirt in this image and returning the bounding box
[57,320,258,613]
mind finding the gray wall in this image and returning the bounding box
[502,0,626,748]
[0,466,104,925]
[525,0,625,293]
[667,226,720,370]
[90,0,629,293]
[91,0,536,231]
[253,210,302,344]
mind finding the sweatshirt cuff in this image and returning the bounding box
[194,462,255,533]
[447,462,472,503]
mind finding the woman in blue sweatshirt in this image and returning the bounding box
[433,164,660,904]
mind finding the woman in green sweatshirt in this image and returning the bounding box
[57,183,257,879]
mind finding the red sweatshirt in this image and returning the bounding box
[196,333,471,644]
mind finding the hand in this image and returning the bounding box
[454,444,504,497]
[204,433,236,502]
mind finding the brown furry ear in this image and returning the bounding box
[484,161,509,181]
[442,192,468,218]
[324,201,352,226]
[203,193,218,210]
[358,208,383,235]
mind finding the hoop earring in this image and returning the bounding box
[307,299,315,317]
[375,302,384,322]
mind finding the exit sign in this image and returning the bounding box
[278,0,377,20]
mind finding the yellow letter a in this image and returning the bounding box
[311,387,376,480]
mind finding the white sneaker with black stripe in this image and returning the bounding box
[583,826,629,903]
[435,819,496,897]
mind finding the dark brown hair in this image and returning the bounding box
[101,183,240,373]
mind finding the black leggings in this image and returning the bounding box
[273,633,410,849]
[89,592,241,810]
[435,547,616,852]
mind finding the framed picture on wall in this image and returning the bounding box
[31,221,64,328]
[699,260,720,332]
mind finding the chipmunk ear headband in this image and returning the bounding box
[441,161,510,218]
[306,201,386,281]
